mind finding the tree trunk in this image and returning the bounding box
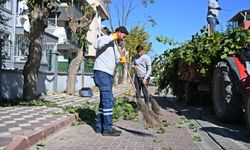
[0,39,3,99]
[0,39,3,69]
[22,5,47,100]
[66,46,84,95]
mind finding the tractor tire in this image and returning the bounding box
[213,61,243,122]
[184,81,197,105]
[245,91,250,134]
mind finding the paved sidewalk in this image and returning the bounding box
[30,90,200,150]
[0,84,131,150]
[32,119,199,150]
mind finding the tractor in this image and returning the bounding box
[212,10,250,132]
[213,45,250,131]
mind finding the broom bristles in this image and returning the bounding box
[137,99,162,128]
[151,97,161,115]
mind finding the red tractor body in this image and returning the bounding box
[232,56,250,93]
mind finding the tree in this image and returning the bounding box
[0,0,8,68]
[109,0,155,27]
[23,0,56,99]
[0,0,7,27]
[65,2,95,95]
[126,25,152,58]
[125,25,152,83]
[0,0,7,99]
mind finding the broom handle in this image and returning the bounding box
[114,41,137,93]
[105,4,136,93]
[105,4,137,93]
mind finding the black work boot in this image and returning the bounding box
[102,128,122,136]
[94,129,101,134]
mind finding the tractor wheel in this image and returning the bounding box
[184,81,197,105]
[213,61,243,122]
[245,91,250,134]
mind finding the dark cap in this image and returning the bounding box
[115,26,129,35]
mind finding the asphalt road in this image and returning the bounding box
[156,92,250,150]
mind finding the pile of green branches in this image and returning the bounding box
[153,26,250,96]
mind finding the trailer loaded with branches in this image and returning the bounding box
[153,26,250,132]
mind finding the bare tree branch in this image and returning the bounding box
[115,0,121,26]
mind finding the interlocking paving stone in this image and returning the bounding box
[33,115,200,150]
[0,84,132,149]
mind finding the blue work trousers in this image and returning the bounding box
[207,17,217,31]
[93,70,114,132]
[134,76,150,106]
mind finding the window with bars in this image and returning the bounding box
[14,33,57,72]
[1,33,11,60]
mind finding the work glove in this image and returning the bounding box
[119,56,127,63]
[112,32,118,41]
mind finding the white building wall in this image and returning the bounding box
[85,0,108,57]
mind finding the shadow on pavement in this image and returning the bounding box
[152,94,250,145]
[115,125,154,137]
[201,126,250,143]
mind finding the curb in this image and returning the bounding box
[2,85,132,150]
[4,114,77,150]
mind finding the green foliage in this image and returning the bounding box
[156,35,179,46]
[192,135,202,142]
[113,97,139,121]
[162,146,173,150]
[63,97,139,125]
[161,120,173,127]
[71,120,85,126]
[71,3,95,48]
[153,137,162,143]
[0,99,58,107]
[36,141,46,149]
[19,100,58,107]
[27,0,57,12]
[175,116,191,128]
[27,0,35,11]
[148,15,157,27]
[152,27,250,96]
[188,122,199,132]
[63,102,98,125]
[126,25,152,58]
[142,0,155,7]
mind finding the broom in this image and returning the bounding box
[115,46,161,127]
[137,77,161,115]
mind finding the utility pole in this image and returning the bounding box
[52,44,58,92]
